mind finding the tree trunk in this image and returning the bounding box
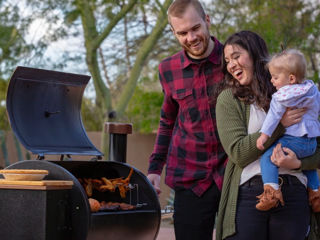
[76,0,138,156]
[116,0,173,117]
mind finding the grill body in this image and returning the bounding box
[2,67,161,240]
[0,187,72,240]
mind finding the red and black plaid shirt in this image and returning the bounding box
[148,37,228,196]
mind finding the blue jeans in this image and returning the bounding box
[260,135,319,189]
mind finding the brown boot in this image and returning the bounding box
[256,185,284,211]
[308,188,320,212]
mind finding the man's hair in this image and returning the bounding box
[267,49,307,83]
[167,0,206,25]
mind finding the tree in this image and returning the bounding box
[0,1,42,165]
[126,86,163,133]
[0,1,40,130]
[207,0,320,82]
[2,0,319,155]
[8,0,173,155]
[74,0,173,154]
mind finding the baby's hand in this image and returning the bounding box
[256,133,269,150]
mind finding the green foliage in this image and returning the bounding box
[126,87,163,133]
[0,130,10,167]
[0,2,36,76]
[0,78,9,130]
[207,0,320,83]
[64,9,81,25]
[81,97,103,131]
[0,0,319,139]
[0,107,9,130]
[240,0,307,52]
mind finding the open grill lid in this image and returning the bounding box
[6,66,103,158]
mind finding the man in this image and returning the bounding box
[147,1,227,239]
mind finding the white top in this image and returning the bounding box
[240,104,307,186]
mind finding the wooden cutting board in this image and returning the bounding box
[0,180,74,190]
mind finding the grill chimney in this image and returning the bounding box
[105,122,132,163]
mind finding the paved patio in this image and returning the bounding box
[156,219,215,240]
[156,218,174,240]
[156,219,216,240]
[157,226,174,240]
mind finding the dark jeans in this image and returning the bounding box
[173,182,221,240]
[226,175,310,240]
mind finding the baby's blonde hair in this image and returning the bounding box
[267,49,307,83]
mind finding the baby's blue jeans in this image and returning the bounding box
[260,134,319,190]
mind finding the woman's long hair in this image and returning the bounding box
[213,31,275,111]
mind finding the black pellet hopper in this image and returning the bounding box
[1,66,161,240]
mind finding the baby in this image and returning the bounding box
[256,49,320,212]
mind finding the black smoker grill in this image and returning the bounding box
[0,66,161,240]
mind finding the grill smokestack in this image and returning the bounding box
[105,122,132,163]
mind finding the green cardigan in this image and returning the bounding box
[215,88,320,240]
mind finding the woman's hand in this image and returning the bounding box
[271,143,301,169]
[280,107,306,127]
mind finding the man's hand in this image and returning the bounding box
[281,108,306,127]
[256,133,269,150]
[271,143,301,169]
[147,173,162,195]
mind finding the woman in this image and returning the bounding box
[214,30,320,240]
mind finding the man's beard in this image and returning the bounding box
[184,32,210,57]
